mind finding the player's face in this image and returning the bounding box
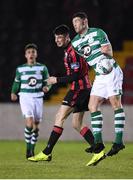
[25,48,37,64]
[55,34,68,48]
[72,17,87,34]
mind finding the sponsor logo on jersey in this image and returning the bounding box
[70,62,80,69]
[80,44,92,58]
[28,77,37,87]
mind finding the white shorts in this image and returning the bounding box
[90,66,123,99]
[19,95,43,122]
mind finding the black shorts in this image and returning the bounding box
[62,89,91,113]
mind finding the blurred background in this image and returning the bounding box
[0,0,133,103]
[0,0,133,140]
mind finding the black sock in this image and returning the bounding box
[43,126,63,155]
[80,126,94,145]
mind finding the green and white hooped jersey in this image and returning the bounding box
[14,62,49,97]
[72,28,116,74]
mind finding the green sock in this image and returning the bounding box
[91,111,103,143]
[31,128,39,151]
[24,127,33,150]
[114,108,125,144]
[30,144,35,152]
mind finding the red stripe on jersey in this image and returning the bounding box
[78,79,84,89]
[74,68,79,72]
[64,57,70,75]
[64,44,91,90]
[71,48,77,63]
[71,82,75,90]
[85,75,91,88]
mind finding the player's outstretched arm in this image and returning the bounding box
[45,76,57,85]
[42,86,50,93]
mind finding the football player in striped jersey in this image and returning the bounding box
[11,43,51,158]
[72,12,125,166]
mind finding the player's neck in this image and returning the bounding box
[80,27,88,37]
[63,39,71,49]
[27,61,36,66]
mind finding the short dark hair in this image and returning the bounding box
[72,12,88,20]
[53,24,70,35]
[25,43,38,51]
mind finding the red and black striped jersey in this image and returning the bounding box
[57,43,91,90]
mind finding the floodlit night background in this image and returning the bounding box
[0,0,133,103]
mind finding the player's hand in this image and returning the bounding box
[11,93,18,101]
[45,76,57,85]
[42,86,49,93]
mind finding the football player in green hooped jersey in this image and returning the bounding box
[72,12,125,166]
[11,43,51,159]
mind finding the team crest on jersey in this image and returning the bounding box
[28,77,37,87]
[88,37,94,44]
[70,62,80,69]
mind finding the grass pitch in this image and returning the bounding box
[0,140,132,179]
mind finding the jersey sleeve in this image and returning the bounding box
[11,68,21,94]
[98,28,110,46]
[43,65,52,90]
[57,71,79,83]
[57,49,80,84]
[43,65,49,79]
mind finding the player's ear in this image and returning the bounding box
[25,52,28,59]
[36,51,38,57]
[25,53,27,58]
[66,34,70,40]
[83,18,88,26]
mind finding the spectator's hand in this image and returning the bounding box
[42,86,49,93]
[11,93,18,101]
[45,76,57,85]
